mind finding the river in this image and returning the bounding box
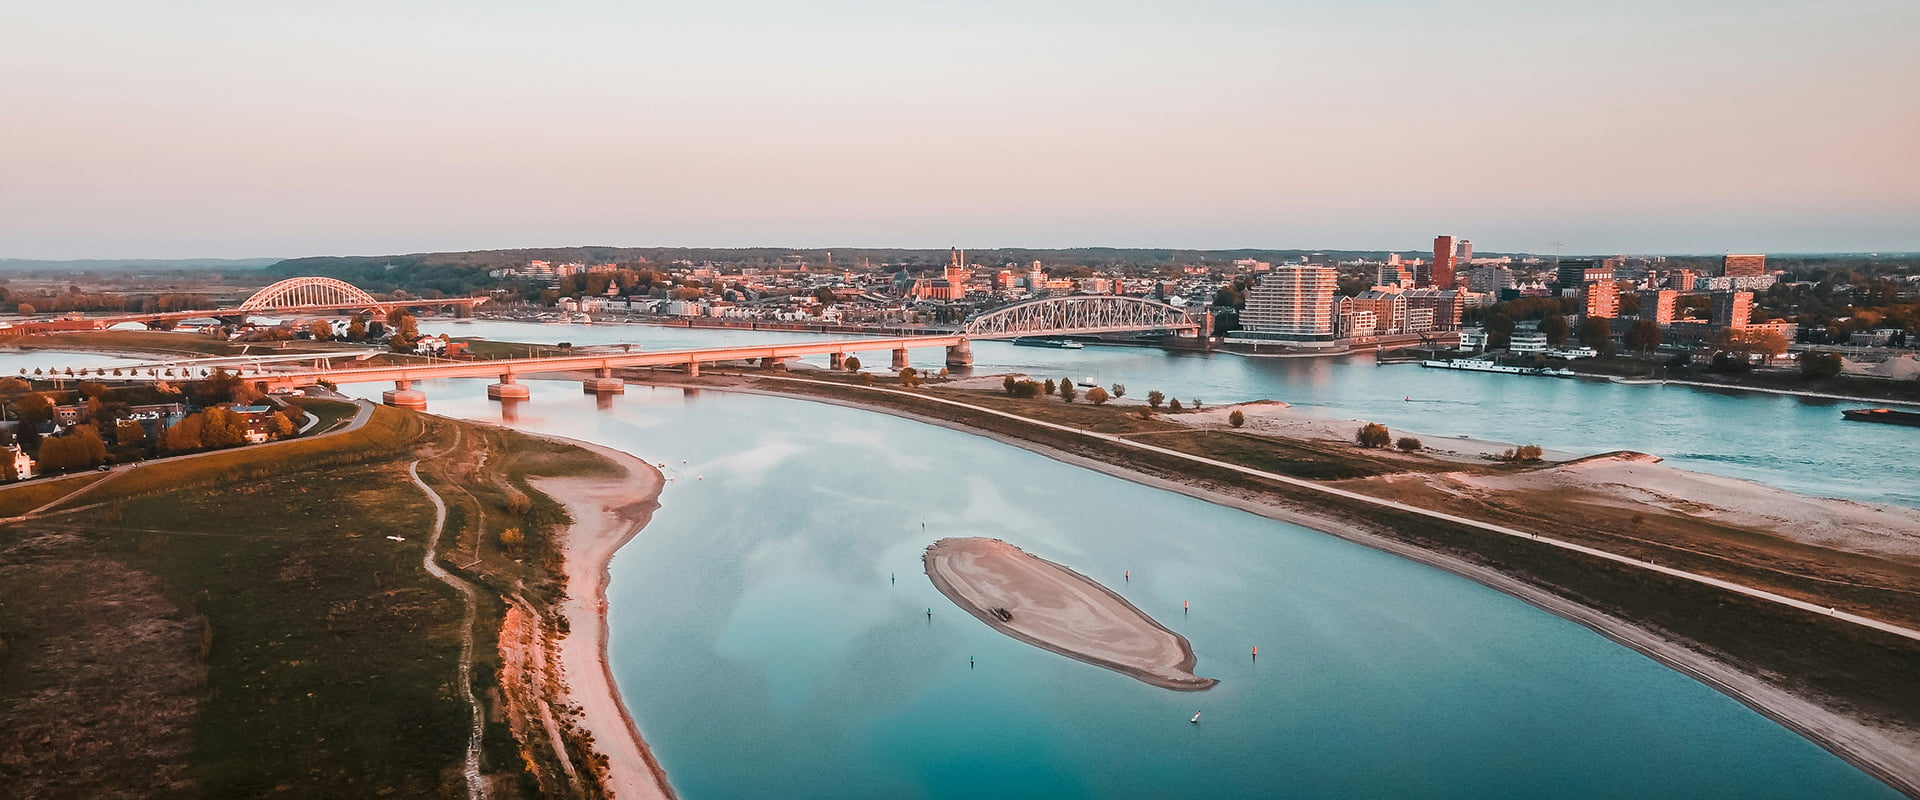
[345,376,1899,799]
[422,319,1920,508]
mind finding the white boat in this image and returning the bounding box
[1420,359,1573,378]
[1190,712,1201,724]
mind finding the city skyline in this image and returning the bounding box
[3,0,1917,259]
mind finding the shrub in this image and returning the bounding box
[898,367,920,387]
[1499,444,1544,462]
[1043,379,1056,395]
[843,356,861,371]
[1086,387,1109,405]
[1168,398,1183,411]
[1110,384,1126,398]
[1146,390,1164,409]
[1356,423,1392,448]
[1800,351,1843,380]
[1058,379,1076,403]
[1396,437,1422,451]
[1228,410,1245,428]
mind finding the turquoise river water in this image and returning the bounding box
[351,373,1898,800]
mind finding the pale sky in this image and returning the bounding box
[2,0,1916,259]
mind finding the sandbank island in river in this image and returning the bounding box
[924,537,1217,691]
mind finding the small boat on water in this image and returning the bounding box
[1190,712,1202,724]
[1842,408,1920,427]
[1012,337,1084,349]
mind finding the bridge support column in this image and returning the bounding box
[488,373,531,400]
[891,348,910,370]
[829,352,846,370]
[945,338,974,368]
[685,361,700,377]
[583,367,624,394]
[382,379,427,410]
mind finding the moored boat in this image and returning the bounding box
[1012,337,1084,349]
[1841,408,1920,427]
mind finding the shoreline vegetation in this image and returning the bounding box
[0,396,676,799]
[923,537,1216,692]
[625,365,1920,798]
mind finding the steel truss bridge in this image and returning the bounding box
[961,295,1199,338]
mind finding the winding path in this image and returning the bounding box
[407,446,488,800]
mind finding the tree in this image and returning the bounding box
[308,319,333,341]
[115,419,146,446]
[1800,351,1844,380]
[1168,398,1183,411]
[1228,409,1245,428]
[1396,436,1422,451]
[1146,390,1165,409]
[1003,375,1020,395]
[346,315,368,341]
[1008,380,1042,398]
[1110,384,1126,398]
[843,356,861,371]
[1356,422,1392,448]
[14,392,54,427]
[1086,386,1109,405]
[1043,378,1056,395]
[0,378,27,395]
[898,367,920,387]
[1058,378,1076,403]
[1578,316,1614,353]
[1624,319,1663,354]
[200,408,249,448]
[1485,311,1516,350]
[387,311,421,353]
[1540,315,1570,348]
[15,303,35,315]
[1500,444,1545,463]
[270,412,298,438]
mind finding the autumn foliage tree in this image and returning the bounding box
[1356,422,1392,448]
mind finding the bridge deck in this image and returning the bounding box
[257,335,966,386]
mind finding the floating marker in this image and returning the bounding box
[970,656,975,669]
[1124,570,1130,581]
[890,573,895,584]
[1252,646,1258,660]
[1184,600,1189,613]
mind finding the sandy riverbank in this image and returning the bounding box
[924,537,1215,692]
[642,374,1920,797]
[524,437,677,800]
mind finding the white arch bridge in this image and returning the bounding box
[238,277,380,312]
[960,295,1201,338]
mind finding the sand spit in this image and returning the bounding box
[524,437,677,800]
[923,537,1216,691]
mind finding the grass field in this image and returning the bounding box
[0,473,107,517]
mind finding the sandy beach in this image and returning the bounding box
[924,537,1215,691]
[524,438,677,800]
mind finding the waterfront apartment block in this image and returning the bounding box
[1639,289,1678,325]
[1711,290,1754,329]
[1240,265,1337,341]
[1584,281,1620,319]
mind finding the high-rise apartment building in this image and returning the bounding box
[1466,266,1515,294]
[1240,265,1337,341]
[1639,289,1677,325]
[1377,262,1413,289]
[1711,291,1753,329]
[1668,269,1700,292]
[1338,289,1409,336]
[1556,258,1597,290]
[1456,239,1473,261]
[1584,281,1620,319]
[1402,288,1465,330]
[1723,254,1767,278]
[1430,235,1458,289]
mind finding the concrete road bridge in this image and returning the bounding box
[248,335,971,409]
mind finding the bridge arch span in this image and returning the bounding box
[239,277,379,312]
[961,295,1198,338]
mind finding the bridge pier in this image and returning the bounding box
[685,361,700,377]
[583,367,624,394]
[829,352,846,370]
[891,348,910,370]
[382,379,427,410]
[945,338,974,368]
[488,373,531,400]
